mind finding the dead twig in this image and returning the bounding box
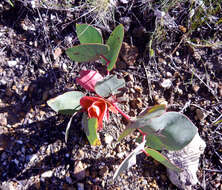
[142,60,153,101]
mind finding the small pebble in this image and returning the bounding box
[77,183,84,190]
[73,161,86,180]
[195,109,205,121]
[160,79,172,89]
[166,72,173,78]
[15,140,23,144]
[127,74,134,82]
[41,170,53,178]
[117,152,125,159]
[7,60,17,67]
[66,176,72,184]
[120,0,128,4]
[104,134,113,144]
[193,85,200,93]
[99,166,109,177]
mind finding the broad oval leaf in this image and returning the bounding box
[119,105,166,141]
[47,91,84,115]
[145,148,182,172]
[95,75,125,97]
[138,112,197,150]
[102,24,124,71]
[76,24,103,44]
[136,134,164,150]
[113,141,146,180]
[130,104,166,130]
[66,43,109,62]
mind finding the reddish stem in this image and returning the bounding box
[142,149,150,157]
[111,103,148,139]
[100,55,110,75]
[112,103,131,121]
[137,129,147,139]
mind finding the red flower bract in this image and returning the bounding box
[76,70,103,92]
[80,96,118,131]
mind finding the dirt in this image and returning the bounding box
[0,0,222,190]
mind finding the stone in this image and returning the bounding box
[77,183,84,190]
[73,161,86,180]
[66,176,73,184]
[120,0,128,4]
[160,79,172,89]
[7,60,17,67]
[99,166,109,177]
[0,113,7,126]
[195,109,205,121]
[53,47,62,60]
[41,170,53,178]
[192,85,200,93]
[120,42,138,66]
[104,134,113,144]
[163,133,206,190]
[0,134,11,151]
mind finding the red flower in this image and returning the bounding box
[80,96,118,131]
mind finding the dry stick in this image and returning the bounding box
[179,100,191,113]
[170,33,188,56]
[213,114,222,126]
[142,61,153,101]
[36,8,59,89]
[170,52,219,102]
[62,6,97,31]
[190,103,213,115]
[170,33,219,101]
[111,103,147,138]
[189,68,219,102]
[112,103,131,121]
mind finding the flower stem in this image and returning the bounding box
[138,129,147,139]
[112,103,147,137]
[100,55,110,75]
[112,103,131,121]
[142,149,150,157]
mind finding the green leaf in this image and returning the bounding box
[47,91,84,115]
[149,48,155,57]
[136,134,164,150]
[213,119,222,125]
[119,105,166,141]
[95,75,125,97]
[66,43,109,62]
[130,104,166,129]
[76,24,103,44]
[138,112,197,150]
[102,24,124,71]
[113,141,145,180]
[145,148,182,172]
[139,104,166,118]
[145,134,165,150]
[82,115,101,146]
[118,128,135,142]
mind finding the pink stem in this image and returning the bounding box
[111,103,148,138]
[142,149,149,157]
[112,103,131,121]
[138,129,147,139]
[100,55,110,75]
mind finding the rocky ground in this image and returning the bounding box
[0,0,222,189]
